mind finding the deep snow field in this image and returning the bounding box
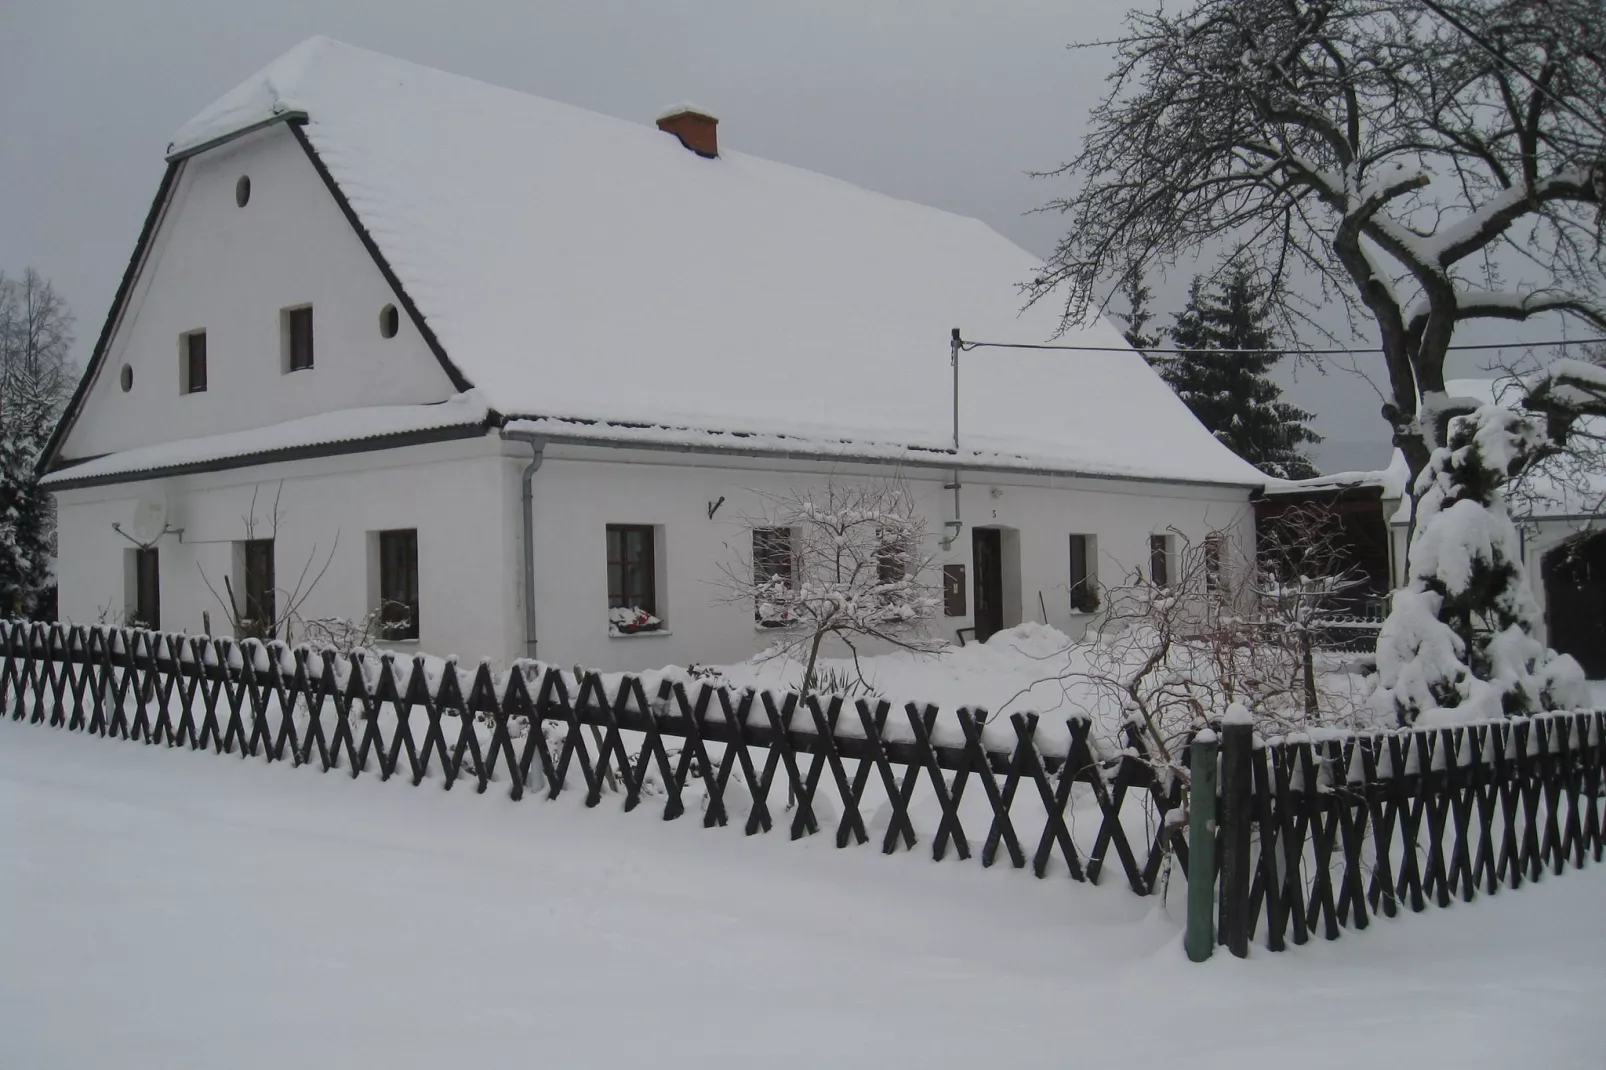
[2,719,1601,1069]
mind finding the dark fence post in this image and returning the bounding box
[1218,713,1254,958]
[1185,728,1218,962]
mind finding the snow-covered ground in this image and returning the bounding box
[676,622,1383,746]
[3,722,1602,1068]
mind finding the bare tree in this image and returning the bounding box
[197,483,344,644]
[0,268,76,430]
[1253,502,1372,716]
[716,480,942,695]
[1036,525,1373,777]
[1032,0,1605,484]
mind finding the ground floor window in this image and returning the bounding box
[377,529,419,640]
[752,527,794,626]
[1069,534,1098,612]
[238,538,275,638]
[606,524,661,633]
[1204,534,1223,591]
[1149,534,1172,588]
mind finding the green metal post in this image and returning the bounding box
[1185,729,1218,963]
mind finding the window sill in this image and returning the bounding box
[609,628,672,639]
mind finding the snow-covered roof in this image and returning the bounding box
[1265,376,1604,520]
[42,394,491,488]
[1263,449,1411,501]
[163,37,1266,488]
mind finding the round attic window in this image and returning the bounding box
[119,364,133,392]
[235,175,251,207]
[379,304,400,339]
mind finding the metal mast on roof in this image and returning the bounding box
[943,328,964,549]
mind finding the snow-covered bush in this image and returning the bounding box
[1059,527,1372,773]
[1374,403,1587,725]
[718,480,941,695]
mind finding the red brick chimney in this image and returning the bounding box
[656,104,719,158]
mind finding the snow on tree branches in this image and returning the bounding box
[0,268,75,617]
[1032,0,1606,484]
[718,481,941,696]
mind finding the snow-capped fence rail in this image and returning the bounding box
[0,621,1179,898]
[1206,712,1606,958]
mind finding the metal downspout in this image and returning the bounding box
[503,431,547,662]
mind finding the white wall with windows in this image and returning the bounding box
[54,435,1254,673]
[52,436,522,662]
[60,124,456,463]
[525,444,1255,672]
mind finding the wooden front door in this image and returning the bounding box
[1544,533,1606,679]
[973,527,1003,643]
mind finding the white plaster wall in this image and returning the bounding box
[53,437,522,663]
[54,433,1253,673]
[527,447,1255,672]
[62,125,456,461]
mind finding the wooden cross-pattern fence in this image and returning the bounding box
[1,619,1600,960]
[1207,712,1606,957]
[0,621,1178,898]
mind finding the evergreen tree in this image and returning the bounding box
[0,269,74,618]
[1162,271,1321,480]
[1113,268,1161,352]
[1373,403,1585,724]
[0,410,52,616]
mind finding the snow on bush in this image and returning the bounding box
[717,480,941,695]
[1374,404,1586,725]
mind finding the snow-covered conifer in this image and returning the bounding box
[1162,272,1320,480]
[1374,404,1587,724]
[0,269,74,617]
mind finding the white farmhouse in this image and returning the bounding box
[42,37,1266,670]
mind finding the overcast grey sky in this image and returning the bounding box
[6,0,1543,473]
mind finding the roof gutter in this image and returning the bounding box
[511,426,1265,492]
[501,428,548,663]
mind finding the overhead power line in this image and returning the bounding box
[958,336,1606,357]
[1414,0,1606,139]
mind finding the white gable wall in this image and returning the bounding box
[61,124,456,462]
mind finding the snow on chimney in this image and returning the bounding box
[656,103,719,158]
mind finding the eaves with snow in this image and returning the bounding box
[66,37,1270,489]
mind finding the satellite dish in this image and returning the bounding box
[128,493,169,546]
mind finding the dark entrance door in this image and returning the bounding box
[973,527,1003,643]
[1544,533,1606,679]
